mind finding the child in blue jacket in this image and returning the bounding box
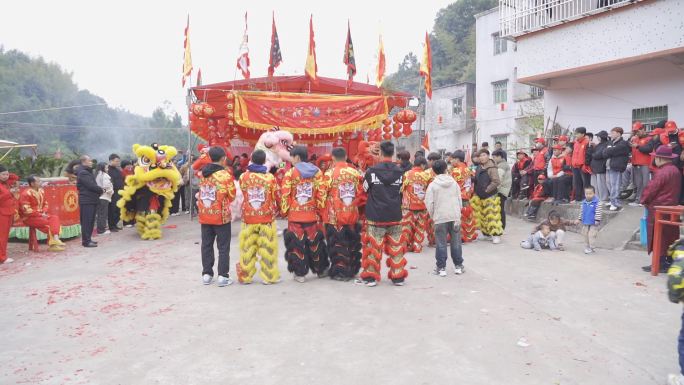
[574,186,602,254]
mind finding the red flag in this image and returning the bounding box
[343,21,356,87]
[182,15,192,87]
[419,31,432,99]
[268,12,283,78]
[304,15,317,83]
[422,132,430,152]
[237,12,250,79]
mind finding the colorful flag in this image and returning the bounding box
[343,21,356,87]
[182,15,192,87]
[422,132,430,152]
[419,31,432,99]
[304,15,318,83]
[237,12,250,79]
[268,12,283,78]
[196,68,202,87]
[376,34,385,88]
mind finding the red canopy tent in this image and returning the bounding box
[188,75,413,158]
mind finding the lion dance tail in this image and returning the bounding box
[237,222,280,284]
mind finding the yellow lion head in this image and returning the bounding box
[130,143,181,196]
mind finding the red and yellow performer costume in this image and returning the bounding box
[360,159,408,284]
[320,162,364,280]
[117,143,181,240]
[280,164,329,278]
[19,187,65,251]
[401,166,431,253]
[236,168,280,284]
[451,163,477,242]
[0,173,20,262]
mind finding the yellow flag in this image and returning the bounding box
[305,15,318,83]
[182,15,193,87]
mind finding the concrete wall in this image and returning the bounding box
[515,0,684,80]
[424,83,475,152]
[544,59,684,132]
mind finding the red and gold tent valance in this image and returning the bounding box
[233,91,388,135]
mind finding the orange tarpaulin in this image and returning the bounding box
[233,91,387,135]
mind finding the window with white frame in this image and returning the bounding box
[632,105,668,131]
[529,86,544,99]
[452,97,463,115]
[493,80,508,104]
[493,33,507,55]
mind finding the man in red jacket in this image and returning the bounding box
[630,122,652,206]
[0,166,20,263]
[571,127,592,202]
[531,138,548,193]
[641,145,682,273]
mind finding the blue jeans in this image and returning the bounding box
[607,170,622,207]
[679,311,684,375]
[434,221,463,269]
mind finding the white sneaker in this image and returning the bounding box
[628,202,642,207]
[102,230,111,235]
[609,205,618,211]
[584,247,594,254]
[432,268,447,277]
[217,275,233,287]
[294,275,306,283]
[3,257,14,264]
[454,265,465,275]
[202,274,212,285]
[668,374,684,385]
[184,211,190,214]
[125,224,134,228]
[492,236,501,244]
[365,280,377,287]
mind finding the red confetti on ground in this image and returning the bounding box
[163,225,177,229]
[634,282,647,287]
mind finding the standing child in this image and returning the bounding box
[520,223,558,251]
[95,163,114,235]
[425,159,463,276]
[574,185,602,254]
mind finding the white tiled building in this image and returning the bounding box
[423,83,476,154]
[500,0,684,132]
[474,8,545,154]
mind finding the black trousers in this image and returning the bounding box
[572,168,591,202]
[498,193,507,229]
[551,175,572,201]
[171,187,187,214]
[201,223,231,278]
[108,192,121,229]
[80,203,98,245]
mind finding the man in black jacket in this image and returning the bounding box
[107,154,124,232]
[359,141,407,287]
[77,155,103,247]
[589,131,610,204]
[603,127,631,211]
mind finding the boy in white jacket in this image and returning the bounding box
[425,159,464,276]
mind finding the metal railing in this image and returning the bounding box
[499,0,641,37]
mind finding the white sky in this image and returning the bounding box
[0,0,454,120]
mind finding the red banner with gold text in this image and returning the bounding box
[233,91,388,135]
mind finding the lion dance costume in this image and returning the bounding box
[280,163,329,278]
[117,143,181,240]
[236,166,280,284]
[401,166,431,253]
[451,162,478,242]
[320,162,364,280]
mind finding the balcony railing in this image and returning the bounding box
[500,0,641,38]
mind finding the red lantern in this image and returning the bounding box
[382,118,392,126]
[392,123,402,131]
[382,125,392,133]
[396,109,417,126]
[383,133,392,140]
[393,114,401,123]
[393,129,402,138]
[402,125,413,136]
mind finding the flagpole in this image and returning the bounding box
[417,76,424,150]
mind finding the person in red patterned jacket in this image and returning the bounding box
[236,150,280,285]
[0,166,20,263]
[320,147,365,281]
[400,156,430,253]
[280,145,329,283]
[19,175,66,252]
[197,147,236,287]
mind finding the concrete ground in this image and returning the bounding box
[0,216,680,385]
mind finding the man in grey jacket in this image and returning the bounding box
[425,159,464,276]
